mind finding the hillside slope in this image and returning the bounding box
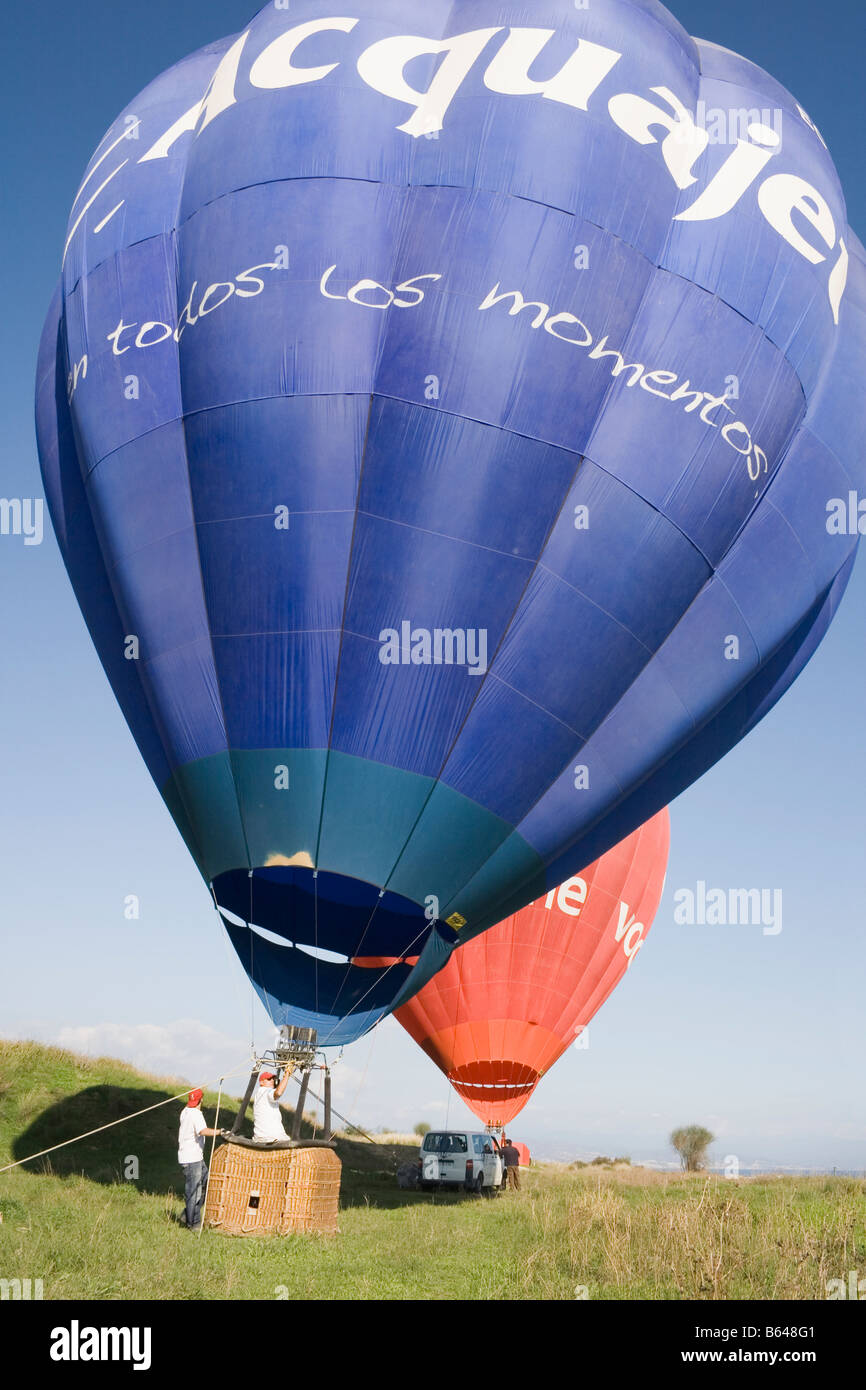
[0,1039,408,1189]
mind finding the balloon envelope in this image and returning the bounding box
[394,810,669,1125]
[36,2,865,1042]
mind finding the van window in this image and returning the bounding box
[422,1133,468,1153]
[472,1135,485,1155]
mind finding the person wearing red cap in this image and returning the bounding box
[252,1069,291,1142]
[178,1088,220,1230]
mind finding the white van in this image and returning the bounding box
[419,1131,503,1193]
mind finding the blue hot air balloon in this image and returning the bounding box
[36,1,866,1044]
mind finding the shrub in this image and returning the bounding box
[671,1125,715,1172]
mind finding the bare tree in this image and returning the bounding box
[671,1125,715,1172]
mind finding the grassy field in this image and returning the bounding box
[1,1040,864,1300]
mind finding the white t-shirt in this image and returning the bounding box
[178,1107,206,1165]
[253,1086,288,1142]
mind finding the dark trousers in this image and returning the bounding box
[506,1165,520,1190]
[182,1160,208,1228]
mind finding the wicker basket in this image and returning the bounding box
[203,1142,341,1236]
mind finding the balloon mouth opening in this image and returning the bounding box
[448,1062,541,1102]
[213,864,431,958]
[213,865,432,1044]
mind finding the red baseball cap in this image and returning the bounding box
[259,1072,276,1085]
[187,1088,203,1107]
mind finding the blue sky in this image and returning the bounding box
[1,0,865,1169]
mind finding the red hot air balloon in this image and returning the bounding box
[394,810,669,1127]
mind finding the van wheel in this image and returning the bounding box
[474,1174,485,1194]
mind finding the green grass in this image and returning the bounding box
[1,1039,864,1300]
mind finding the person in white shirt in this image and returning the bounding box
[252,1070,291,1142]
[177,1088,220,1230]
